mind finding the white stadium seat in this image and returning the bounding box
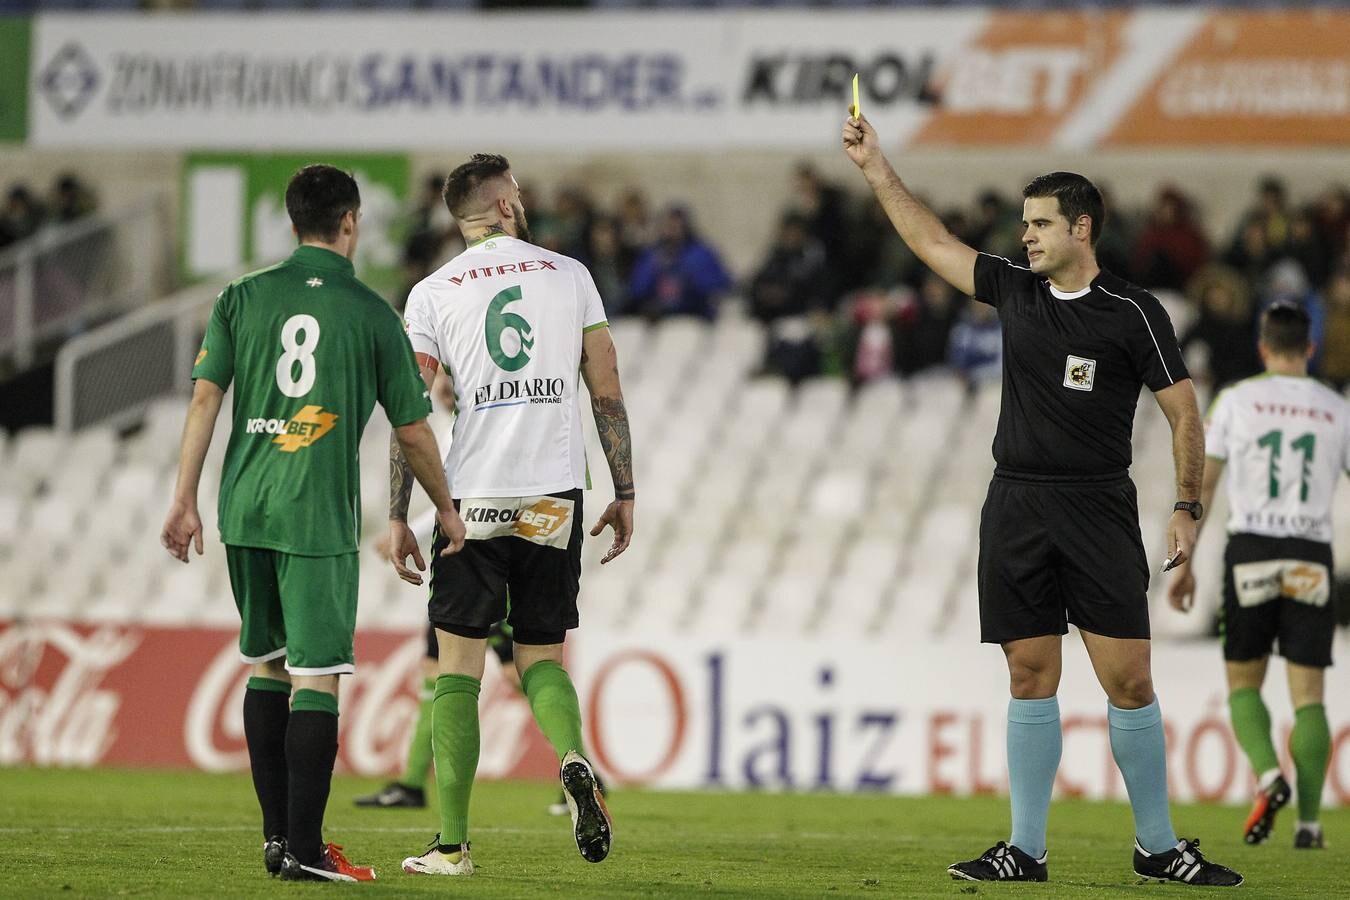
[12,311,1323,656]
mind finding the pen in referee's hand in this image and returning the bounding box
[1159,550,1183,574]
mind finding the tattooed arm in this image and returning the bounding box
[389,360,464,585]
[581,326,634,563]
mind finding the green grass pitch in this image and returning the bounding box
[0,768,1343,897]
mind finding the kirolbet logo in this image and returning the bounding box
[245,405,340,453]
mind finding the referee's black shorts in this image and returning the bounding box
[1221,532,1335,668]
[978,469,1150,644]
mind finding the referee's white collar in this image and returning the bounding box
[1047,281,1092,300]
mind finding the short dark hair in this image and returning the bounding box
[443,154,511,219]
[285,165,359,243]
[1260,301,1311,355]
[1022,172,1105,246]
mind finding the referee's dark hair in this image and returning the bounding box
[285,165,360,243]
[443,154,512,219]
[1023,172,1105,246]
[1260,301,1311,356]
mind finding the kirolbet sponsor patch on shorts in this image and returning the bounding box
[460,496,574,548]
[1232,559,1330,608]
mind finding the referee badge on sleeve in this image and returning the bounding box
[1063,355,1096,391]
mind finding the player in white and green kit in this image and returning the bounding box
[387,154,634,877]
[1170,303,1346,850]
[161,165,466,883]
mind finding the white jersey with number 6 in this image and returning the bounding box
[1205,374,1350,543]
[403,235,608,498]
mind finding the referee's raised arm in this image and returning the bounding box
[842,114,977,298]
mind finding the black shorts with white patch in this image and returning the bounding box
[978,470,1151,644]
[424,620,514,664]
[1222,532,1335,668]
[428,490,583,646]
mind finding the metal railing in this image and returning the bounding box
[53,280,219,434]
[0,195,172,372]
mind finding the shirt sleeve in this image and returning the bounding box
[1126,294,1190,393]
[402,283,441,360]
[191,289,235,390]
[1204,389,1232,460]
[972,252,1034,308]
[579,264,609,333]
[375,310,433,428]
[1341,398,1350,474]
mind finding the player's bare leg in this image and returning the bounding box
[1081,631,1240,886]
[1286,662,1329,849]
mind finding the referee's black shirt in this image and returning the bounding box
[974,252,1188,479]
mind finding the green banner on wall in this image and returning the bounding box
[0,19,30,143]
[181,152,410,301]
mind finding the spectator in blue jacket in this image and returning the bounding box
[626,206,731,321]
[949,301,1003,390]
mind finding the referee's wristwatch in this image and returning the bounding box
[1174,500,1203,521]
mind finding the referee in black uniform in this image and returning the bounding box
[843,115,1241,887]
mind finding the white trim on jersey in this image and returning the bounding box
[979,251,1032,272]
[1098,286,1175,385]
[285,662,357,676]
[1048,283,1091,300]
[239,647,288,665]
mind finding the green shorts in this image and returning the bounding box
[225,545,359,676]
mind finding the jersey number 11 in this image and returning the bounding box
[1256,429,1315,502]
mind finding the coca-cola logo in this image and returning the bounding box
[0,620,548,778]
[184,634,532,776]
[0,622,140,766]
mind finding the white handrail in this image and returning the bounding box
[53,280,220,434]
[0,195,171,370]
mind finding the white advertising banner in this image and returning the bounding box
[569,631,1350,807]
[29,13,732,150]
[28,10,1350,150]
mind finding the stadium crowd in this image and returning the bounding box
[0,174,99,250]
[398,169,1350,397]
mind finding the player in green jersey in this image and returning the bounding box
[161,164,466,884]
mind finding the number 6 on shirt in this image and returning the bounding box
[276,314,321,397]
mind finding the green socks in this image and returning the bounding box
[432,674,481,844]
[1228,687,1280,778]
[400,677,437,790]
[521,660,585,760]
[1290,703,1330,824]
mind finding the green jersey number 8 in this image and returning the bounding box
[276,314,321,398]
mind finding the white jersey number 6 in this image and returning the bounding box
[276,314,321,398]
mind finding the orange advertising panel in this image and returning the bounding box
[915,11,1131,147]
[1107,12,1350,147]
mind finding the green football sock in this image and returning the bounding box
[521,660,584,760]
[432,674,480,844]
[400,678,437,790]
[1290,703,1331,823]
[1228,687,1280,778]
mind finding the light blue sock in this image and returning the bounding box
[1007,696,1061,860]
[1108,698,1178,854]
